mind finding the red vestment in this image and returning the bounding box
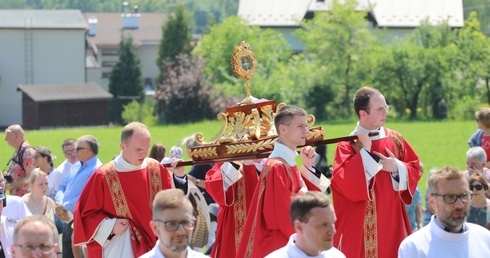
[73,159,173,257]
[331,128,421,258]
[236,158,321,258]
[205,163,258,258]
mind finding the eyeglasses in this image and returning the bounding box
[154,218,196,232]
[76,147,88,151]
[64,149,76,155]
[371,105,390,114]
[13,244,55,253]
[470,184,484,191]
[431,192,472,204]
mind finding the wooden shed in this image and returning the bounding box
[18,83,112,129]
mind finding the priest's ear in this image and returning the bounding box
[293,219,303,233]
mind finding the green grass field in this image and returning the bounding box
[0,119,476,202]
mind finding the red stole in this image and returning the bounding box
[331,128,421,258]
[73,159,172,257]
[236,158,301,258]
[205,163,259,258]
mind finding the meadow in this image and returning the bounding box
[0,119,477,201]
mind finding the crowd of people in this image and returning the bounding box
[1,86,490,258]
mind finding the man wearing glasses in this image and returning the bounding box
[331,86,421,258]
[11,215,60,258]
[140,188,207,258]
[55,138,79,188]
[398,166,490,257]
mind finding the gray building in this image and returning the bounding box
[0,10,87,126]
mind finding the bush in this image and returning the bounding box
[121,100,158,126]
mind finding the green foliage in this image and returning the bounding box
[121,100,158,126]
[155,54,220,124]
[295,0,377,118]
[463,0,490,36]
[156,5,193,84]
[108,35,144,124]
[456,12,490,105]
[193,16,291,100]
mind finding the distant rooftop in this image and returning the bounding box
[0,9,87,29]
[84,12,167,47]
[238,0,464,28]
[18,83,112,102]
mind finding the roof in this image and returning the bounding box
[238,0,464,28]
[0,9,87,29]
[238,0,311,26]
[18,83,112,102]
[368,0,464,28]
[84,12,167,47]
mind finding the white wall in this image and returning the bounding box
[0,28,86,126]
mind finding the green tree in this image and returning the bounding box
[109,35,145,124]
[156,5,192,84]
[295,0,377,118]
[155,54,220,123]
[193,16,291,100]
[456,12,490,106]
[373,22,458,120]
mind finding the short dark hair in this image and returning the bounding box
[353,86,381,117]
[149,143,166,161]
[36,146,53,165]
[469,172,489,191]
[428,166,466,194]
[289,191,331,225]
[78,135,99,155]
[274,105,307,134]
[152,189,193,218]
[61,138,76,150]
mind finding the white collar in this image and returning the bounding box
[113,153,148,172]
[351,122,386,140]
[269,142,298,166]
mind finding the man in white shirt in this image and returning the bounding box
[55,138,79,181]
[398,166,490,257]
[139,189,208,258]
[266,191,345,258]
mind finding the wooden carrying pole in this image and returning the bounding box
[163,132,379,167]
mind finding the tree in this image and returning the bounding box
[193,16,291,100]
[295,0,378,118]
[156,5,192,84]
[373,21,458,120]
[155,54,222,124]
[108,35,145,124]
[456,12,490,106]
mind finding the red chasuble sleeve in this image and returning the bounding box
[205,163,258,258]
[73,161,173,257]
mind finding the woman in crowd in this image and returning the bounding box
[468,172,490,229]
[149,142,166,162]
[21,169,56,221]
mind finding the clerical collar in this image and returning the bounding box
[434,216,466,233]
[351,123,384,137]
[113,153,148,172]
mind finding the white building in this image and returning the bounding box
[238,0,464,51]
[84,9,167,93]
[0,9,87,127]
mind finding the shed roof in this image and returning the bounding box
[0,9,87,29]
[84,12,166,47]
[18,83,112,102]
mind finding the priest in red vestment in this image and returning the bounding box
[236,105,330,258]
[331,86,421,258]
[73,122,187,258]
[205,161,260,258]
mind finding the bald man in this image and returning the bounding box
[4,125,35,196]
